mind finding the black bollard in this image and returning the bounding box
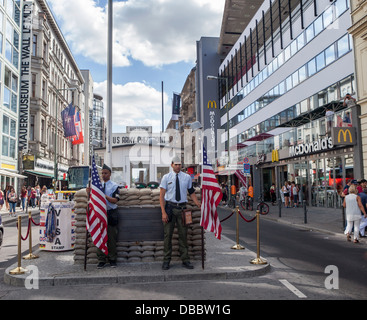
[303,200,307,224]
[278,198,282,218]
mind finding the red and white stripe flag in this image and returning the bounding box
[200,146,223,240]
[86,156,108,255]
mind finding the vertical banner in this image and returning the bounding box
[171,93,181,120]
[18,1,33,151]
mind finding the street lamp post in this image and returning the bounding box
[54,87,78,187]
[207,75,232,195]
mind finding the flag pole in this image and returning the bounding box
[200,136,204,270]
[84,154,93,271]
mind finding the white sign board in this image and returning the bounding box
[39,200,76,251]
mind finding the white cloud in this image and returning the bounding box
[94,81,168,132]
[48,0,224,67]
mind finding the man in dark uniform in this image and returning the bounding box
[159,156,201,270]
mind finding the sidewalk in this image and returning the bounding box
[260,201,346,235]
[3,201,348,287]
[0,206,40,225]
[219,201,346,235]
[4,231,270,287]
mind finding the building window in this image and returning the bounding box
[32,73,36,97]
[2,114,16,158]
[5,19,19,68]
[4,66,17,113]
[30,115,34,141]
[337,34,349,57]
[325,44,336,65]
[32,34,37,56]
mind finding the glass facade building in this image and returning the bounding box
[215,0,359,207]
[0,0,22,191]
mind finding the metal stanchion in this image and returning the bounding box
[231,206,244,250]
[250,210,267,265]
[23,210,39,260]
[9,216,28,275]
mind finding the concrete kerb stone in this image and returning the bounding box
[4,233,271,287]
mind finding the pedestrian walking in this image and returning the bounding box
[282,182,290,208]
[343,185,367,243]
[359,188,367,238]
[30,187,37,208]
[4,186,10,211]
[20,186,27,212]
[292,182,299,207]
[0,190,4,210]
[8,187,17,217]
[36,185,41,207]
[270,183,276,205]
[159,156,201,270]
[221,183,228,205]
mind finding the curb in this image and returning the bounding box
[4,257,271,287]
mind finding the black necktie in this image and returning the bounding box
[175,174,181,202]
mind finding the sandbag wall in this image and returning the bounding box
[73,188,204,264]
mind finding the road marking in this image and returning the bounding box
[279,279,307,299]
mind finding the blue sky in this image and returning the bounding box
[47,0,225,133]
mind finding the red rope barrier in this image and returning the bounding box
[31,217,40,226]
[220,210,235,223]
[238,209,256,223]
[16,218,31,241]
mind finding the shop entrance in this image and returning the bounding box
[284,153,354,208]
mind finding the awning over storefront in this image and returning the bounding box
[217,170,237,176]
[24,170,54,178]
[0,169,27,179]
[277,101,345,128]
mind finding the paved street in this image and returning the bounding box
[0,202,366,301]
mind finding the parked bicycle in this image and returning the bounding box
[256,193,269,215]
[256,201,269,215]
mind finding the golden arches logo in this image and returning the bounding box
[207,100,217,109]
[337,129,353,143]
[271,150,279,162]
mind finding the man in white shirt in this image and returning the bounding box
[159,156,201,270]
[325,107,334,134]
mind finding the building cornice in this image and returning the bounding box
[36,0,84,84]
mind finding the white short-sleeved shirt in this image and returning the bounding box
[160,171,192,204]
[103,180,119,210]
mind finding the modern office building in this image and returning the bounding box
[348,0,367,176]
[213,0,358,208]
[91,93,105,148]
[0,0,26,191]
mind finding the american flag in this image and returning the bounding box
[71,111,84,145]
[86,156,108,255]
[200,146,223,240]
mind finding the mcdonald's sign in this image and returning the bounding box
[271,149,279,162]
[332,127,356,146]
[207,100,217,109]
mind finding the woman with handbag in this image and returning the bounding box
[343,185,367,243]
[8,187,17,217]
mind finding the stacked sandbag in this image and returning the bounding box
[117,188,161,206]
[73,187,205,265]
[72,189,93,264]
